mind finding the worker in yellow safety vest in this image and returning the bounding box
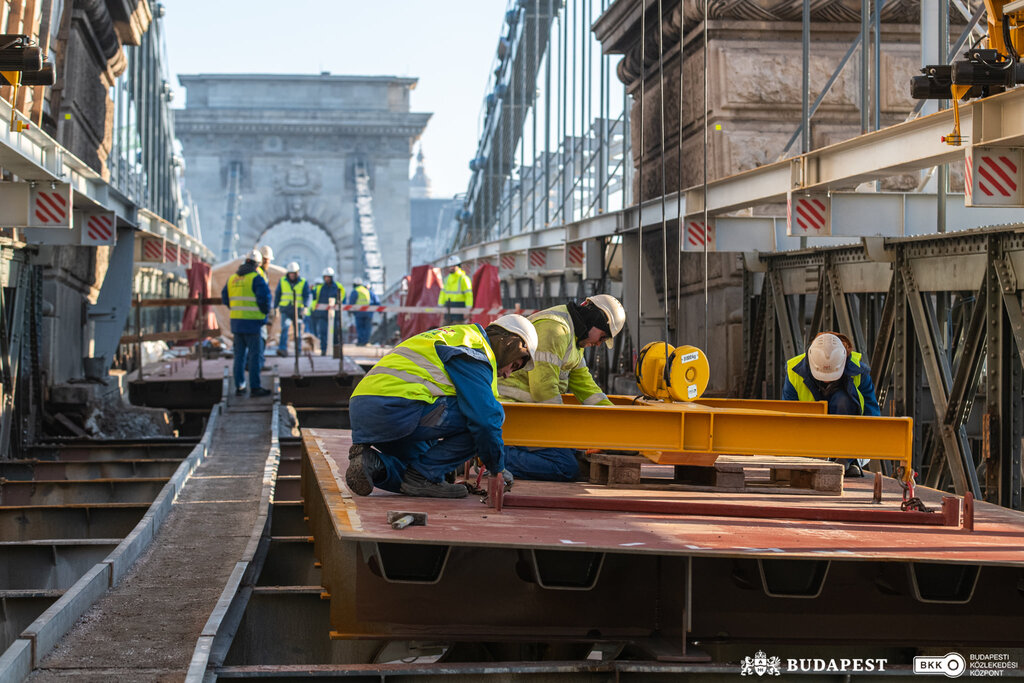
[346,315,538,498]
[311,268,345,355]
[274,261,310,356]
[438,260,473,324]
[347,277,379,345]
[498,294,626,481]
[220,249,271,397]
[782,331,880,477]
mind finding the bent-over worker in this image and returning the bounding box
[498,294,626,481]
[346,315,538,498]
[782,331,880,477]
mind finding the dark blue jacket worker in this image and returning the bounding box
[221,249,271,397]
[348,277,379,345]
[782,332,880,476]
[345,315,539,499]
[275,261,310,356]
[311,267,345,355]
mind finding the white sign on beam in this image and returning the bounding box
[787,193,831,236]
[965,147,1023,207]
[681,217,715,252]
[27,183,72,229]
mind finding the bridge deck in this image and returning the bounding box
[302,427,1024,565]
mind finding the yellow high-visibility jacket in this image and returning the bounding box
[352,324,497,404]
[497,305,612,406]
[438,268,473,307]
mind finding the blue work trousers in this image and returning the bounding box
[353,313,373,345]
[278,309,303,350]
[352,395,476,494]
[504,446,579,481]
[233,332,263,390]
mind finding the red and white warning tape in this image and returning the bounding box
[336,304,539,316]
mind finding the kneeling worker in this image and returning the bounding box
[346,315,538,498]
[498,294,626,481]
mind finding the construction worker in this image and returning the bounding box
[346,315,538,498]
[220,249,271,397]
[438,259,473,324]
[498,294,626,481]
[783,331,880,477]
[348,277,378,345]
[275,262,310,356]
[256,245,274,369]
[311,267,345,355]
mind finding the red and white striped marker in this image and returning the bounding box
[566,243,585,267]
[164,242,179,264]
[500,254,517,270]
[80,212,115,246]
[966,147,1022,206]
[28,183,72,228]
[787,194,831,236]
[528,249,547,268]
[140,237,165,262]
[682,218,715,251]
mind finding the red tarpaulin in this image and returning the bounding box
[398,264,444,340]
[181,261,220,343]
[470,263,502,326]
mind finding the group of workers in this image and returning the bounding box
[345,261,881,497]
[221,247,380,396]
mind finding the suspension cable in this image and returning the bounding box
[702,0,709,352]
[658,0,670,358]
[675,0,684,336]
[636,1,645,351]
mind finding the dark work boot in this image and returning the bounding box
[844,462,864,478]
[346,444,384,496]
[400,467,468,498]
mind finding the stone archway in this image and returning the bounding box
[248,216,348,288]
[175,74,430,291]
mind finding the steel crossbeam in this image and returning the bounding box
[501,401,913,474]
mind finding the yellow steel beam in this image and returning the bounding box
[503,402,913,478]
[565,394,828,414]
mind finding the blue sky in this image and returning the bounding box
[162,0,509,198]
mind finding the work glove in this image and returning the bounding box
[500,469,514,490]
[303,307,311,317]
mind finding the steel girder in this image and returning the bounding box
[745,228,1024,508]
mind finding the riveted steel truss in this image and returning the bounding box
[743,227,1024,509]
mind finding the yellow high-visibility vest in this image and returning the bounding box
[786,351,867,414]
[438,268,473,306]
[352,325,497,404]
[227,272,265,320]
[278,278,307,308]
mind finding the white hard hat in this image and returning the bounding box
[245,248,262,263]
[808,333,847,382]
[353,277,364,286]
[259,245,274,261]
[587,294,626,349]
[285,261,300,273]
[491,314,538,371]
[322,267,335,278]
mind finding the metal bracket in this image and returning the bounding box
[862,236,895,262]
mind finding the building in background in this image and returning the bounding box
[409,146,460,267]
[174,73,430,291]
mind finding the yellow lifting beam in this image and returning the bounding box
[502,400,913,479]
[572,394,829,415]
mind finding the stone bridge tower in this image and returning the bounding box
[175,73,430,290]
